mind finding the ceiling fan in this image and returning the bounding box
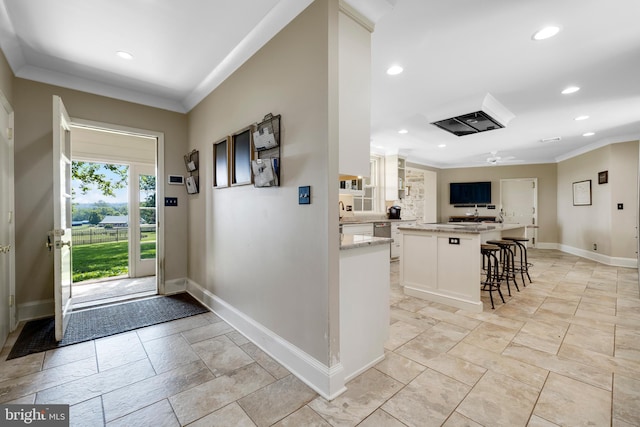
[484,151,522,166]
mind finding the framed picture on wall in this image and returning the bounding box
[598,170,608,184]
[231,126,254,186]
[213,137,230,188]
[572,179,592,206]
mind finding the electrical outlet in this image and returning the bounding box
[593,243,597,251]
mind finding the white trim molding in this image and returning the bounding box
[186,279,346,400]
[163,278,187,295]
[554,244,637,268]
[18,299,54,322]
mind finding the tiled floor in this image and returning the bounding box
[1,249,639,426]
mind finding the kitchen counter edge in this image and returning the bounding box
[340,235,393,250]
[397,223,525,234]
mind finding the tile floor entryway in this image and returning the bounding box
[1,249,639,426]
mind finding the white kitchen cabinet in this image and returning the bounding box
[385,155,406,201]
[391,221,415,258]
[341,223,373,236]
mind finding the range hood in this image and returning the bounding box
[428,93,515,137]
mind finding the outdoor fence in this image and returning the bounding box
[72,226,156,246]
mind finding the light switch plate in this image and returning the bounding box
[299,186,311,205]
[618,203,623,210]
[165,197,178,207]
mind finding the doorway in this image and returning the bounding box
[70,125,159,307]
[500,178,538,247]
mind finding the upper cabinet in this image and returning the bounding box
[338,10,371,177]
[385,155,406,201]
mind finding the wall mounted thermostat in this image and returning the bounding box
[168,175,184,185]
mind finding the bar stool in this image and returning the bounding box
[481,244,505,309]
[485,239,519,296]
[503,236,532,285]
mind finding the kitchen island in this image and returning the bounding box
[397,223,526,312]
[340,234,392,381]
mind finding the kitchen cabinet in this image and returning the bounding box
[341,223,373,236]
[391,221,415,258]
[385,155,406,201]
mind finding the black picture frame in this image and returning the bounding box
[231,126,253,186]
[598,170,608,185]
[572,180,592,206]
[213,137,230,188]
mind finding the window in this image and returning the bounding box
[353,156,383,213]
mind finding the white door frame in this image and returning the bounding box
[0,90,16,335]
[500,178,538,247]
[70,118,166,293]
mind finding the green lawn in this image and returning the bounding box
[72,240,156,282]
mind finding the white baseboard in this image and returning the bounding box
[535,242,558,250]
[18,299,53,322]
[544,243,637,268]
[186,279,346,400]
[163,277,187,295]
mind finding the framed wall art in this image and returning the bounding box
[598,170,608,185]
[213,137,230,188]
[572,179,592,206]
[231,126,253,186]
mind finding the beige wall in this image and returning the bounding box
[438,164,558,244]
[187,0,339,365]
[557,141,638,258]
[13,79,188,310]
[0,49,13,105]
[611,142,639,258]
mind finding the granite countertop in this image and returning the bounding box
[340,234,393,250]
[339,217,417,224]
[398,222,526,234]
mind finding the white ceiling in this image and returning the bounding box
[1,0,639,168]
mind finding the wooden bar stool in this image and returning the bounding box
[486,239,519,296]
[503,236,532,285]
[481,244,505,309]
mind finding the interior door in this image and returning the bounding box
[52,95,73,341]
[130,164,156,278]
[500,178,538,247]
[0,92,15,347]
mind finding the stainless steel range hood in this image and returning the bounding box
[428,93,515,137]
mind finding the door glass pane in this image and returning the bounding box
[139,174,156,260]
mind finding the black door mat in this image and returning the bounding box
[6,293,209,360]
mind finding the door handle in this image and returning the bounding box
[46,235,53,251]
[55,240,71,249]
[0,244,10,254]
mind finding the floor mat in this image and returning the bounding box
[6,293,209,360]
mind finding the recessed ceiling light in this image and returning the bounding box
[574,115,589,121]
[532,26,560,41]
[398,129,408,134]
[116,51,134,60]
[438,144,446,148]
[583,132,595,137]
[386,65,403,75]
[561,86,580,94]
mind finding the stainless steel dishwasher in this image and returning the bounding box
[373,221,391,238]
